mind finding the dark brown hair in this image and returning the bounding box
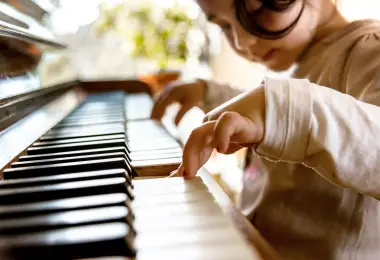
[234,0,305,39]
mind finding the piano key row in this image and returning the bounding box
[0,177,256,260]
[12,91,182,176]
[0,91,257,260]
[0,91,180,258]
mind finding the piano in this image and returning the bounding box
[0,3,279,260]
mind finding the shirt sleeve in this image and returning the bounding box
[254,77,380,199]
[343,32,380,106]
[203,79,243,112]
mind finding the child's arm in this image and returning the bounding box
[255,77,380,199]
[203,80,244,112]
[179,76,380,199]
[179,34,380,199]
[256,34,380,198]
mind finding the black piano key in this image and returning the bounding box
[70,102,123,109]
[47,127,126,136]
[41,129,125,141]
[12,154,134,180]
[18,147,128,161]
[48,122,124,132]
[0,177,133,204]
[44,123,124,138]
[55,120,124,128]
[27,139,130,155]
[33,134,125,147]
[0,206,134,235]
[65,106,123,112]
[0,169,129,188]
[62,112,124,119]
[55,118,125,127]
[67,110,124,116]
[55,119,125,128]
[0,193,129,218]
[68,103,124,112]
[66,112,124,119]
[62,114,125,122]
[0,222,135,259]
[12,152,130,168]
[4,158,132,180]
[69,105,124,113]
[76,95,124,101]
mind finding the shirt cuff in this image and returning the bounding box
[255,77,313,162]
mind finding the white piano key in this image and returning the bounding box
[133,176,198,185]
[137,243,259,260]
[134,226,244,249]
[132,180,207,195]
[131,157,182,168]
[133,200,222,219]
[132,190,214,208]
[134,215,230,232]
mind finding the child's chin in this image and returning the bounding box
[266,60,294,72]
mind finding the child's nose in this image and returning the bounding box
[232,24,258,52]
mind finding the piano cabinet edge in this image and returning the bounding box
[197,169,281,260]
[0,86,87,175]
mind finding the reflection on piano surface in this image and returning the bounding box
[0,4,279,260]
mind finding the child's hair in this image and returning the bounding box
[234,0,303,39]
[234,0,339,39]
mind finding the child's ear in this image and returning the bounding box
[0,38,41,76]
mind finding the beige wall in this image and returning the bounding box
[339,0,380,21]
[209,35,265,91]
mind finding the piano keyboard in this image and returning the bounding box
[0,91,261,259]
[5,91,182,178]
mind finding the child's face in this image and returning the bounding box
[197,0,319,71]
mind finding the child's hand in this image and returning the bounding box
[151,79,206,125]
[177,85,266,179]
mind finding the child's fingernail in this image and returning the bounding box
[168,170,178,178]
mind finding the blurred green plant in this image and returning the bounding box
[94,1,196,70]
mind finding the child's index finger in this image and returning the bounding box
[182,121,217,178]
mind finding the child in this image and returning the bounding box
[151,0,380,259]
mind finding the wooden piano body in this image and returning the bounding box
[0,4,279,260]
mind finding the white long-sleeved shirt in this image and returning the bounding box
[203,19,380,260]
